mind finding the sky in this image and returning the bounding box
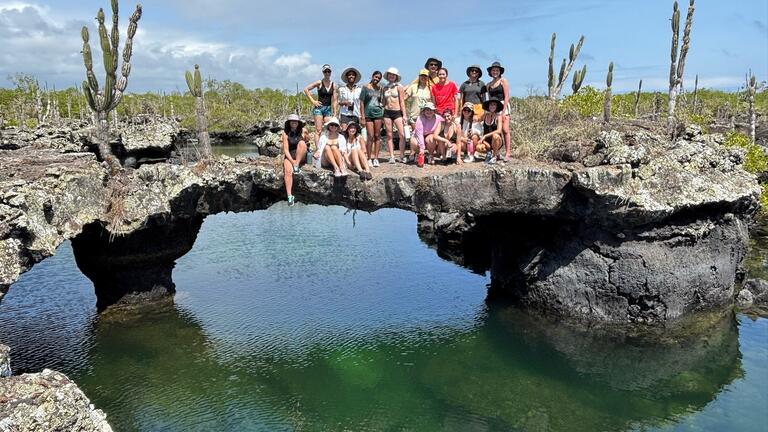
[0,0,766,96]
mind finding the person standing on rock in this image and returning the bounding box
[281,114,309,206]
[304,64,337,146]
[405,69,433,136]
[359,71,384,167]
[430,68,459,118]
[343,121,372,180]
[486,61,511,162]
[459,65,487,121]
[338,67,362,132]
[411,57,442,86]
[381,67,408,164]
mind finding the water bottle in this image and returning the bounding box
[306,148,313,166]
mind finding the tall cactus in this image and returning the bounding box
[668,0,695,132]
[604,62,613,123]
[81,0,142,172]
[634,79,643,118]
[571,65,586,94]
[692,74,699,114]
[746,72,757,144]
[547,32,585,100]
[185,64,212,159]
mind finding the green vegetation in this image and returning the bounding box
[724,132,768,210]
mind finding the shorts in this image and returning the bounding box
[383,109,403,120]
[364,114,383,123]
[340,114,359,125]
[312,105,332,117]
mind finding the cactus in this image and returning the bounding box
[746,71,757,144]
[692,74,699,114]
[185,64,212,159]
[668,0,695,132]
[633,80,643,118]
[604,62,613,123]
[571,65,586,94]
[547,32,585,100]
[81,0,142,172]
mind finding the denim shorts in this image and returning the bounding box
[312,105,332,117]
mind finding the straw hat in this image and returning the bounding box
[385,67,401,83]
[284,113,304,130]
[324,117,340,128]
[342,67,361,84]
[466,64,483,78]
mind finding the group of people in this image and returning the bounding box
[281,57,512,205]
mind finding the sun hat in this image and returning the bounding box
[324,116,340,128]
[418,68,429,76]
[486,61,505,75]
[482,98,504,112]
[322,64,332,72]
[421,102,436,112]
[341,67,361,84]
[284,113,304,130]
[462,102,475,111]
[466,64,483,78]
[385,67,401,83]
[424,57,443,69]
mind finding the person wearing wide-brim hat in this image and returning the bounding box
[477,98,504,164]
[423,57,442,84]
[382,67,408,164]
[304,64,338,146]
[409,101,445,167]
[460,64,487,121]
[281,113,309,206]
[486,61,512,162]
[314,116,349,177]
[339,67,362,131]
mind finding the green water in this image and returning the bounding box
[0,204,766,430]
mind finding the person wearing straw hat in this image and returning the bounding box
[460,65,487,120]
[303,64,338,146]
[338,67,362,131]
[381,67,408,164]
[486,61,512,162]
[281,114,309,206]
[405,69,433,128]
[409,102,444,168]
[478,98,504,164]
[314,116,348,177]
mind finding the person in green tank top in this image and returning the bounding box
[359,71,384,167]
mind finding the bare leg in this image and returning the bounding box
[365,121,375,159]
[283,158,293,197]
[503,114,511,160]
[492,135,502,157]
[313,115,323,145]
[373,119,382,161]
[331,146,346,173]
[383,117,395,159]
[355,150,371,172]
[425,135,436,162]
[410,137,421,155]
[295,141,307,165]
[323,146,341,173]
[394,117,406,159]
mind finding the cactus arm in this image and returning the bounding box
[676,0,695,82]
[669,2,680,88]
[553,35,585,98]
[548,33,556,98]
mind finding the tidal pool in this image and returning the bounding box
[0,205,766,431]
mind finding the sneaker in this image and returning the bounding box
[485,152,492,164]
[417,152,425,167]
[446,149,453,159]
[368,159,374,167]
[373,159,380,167]
[292,164,300,174]
[463,155,475,163]
[287,195,295,206]
[401,156,408,164]
[389,156,396,164]
[488,155,497,165]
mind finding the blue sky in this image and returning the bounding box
[0,0,766,95]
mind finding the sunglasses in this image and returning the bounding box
[328,124,339,127]
[428,63,438,67]
[323,70,332,74]
[462,108,472,112]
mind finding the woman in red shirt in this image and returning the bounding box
[430,68,459,117]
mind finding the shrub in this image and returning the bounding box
[561,86,603,117]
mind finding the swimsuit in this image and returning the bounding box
[313,81,334,117]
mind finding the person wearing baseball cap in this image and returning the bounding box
[409,102,444,167]
[405,69,433,129]
[460,65,487,120]
[303,64,337,145]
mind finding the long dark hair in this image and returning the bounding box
[284,121,302,136]
[343,122,360,141]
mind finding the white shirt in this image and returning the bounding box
[338,84,362,117]
[314,133,348,168]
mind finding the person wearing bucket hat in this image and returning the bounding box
[359,70,384,167]
[424,57,442,84]
[460,65,487,120]
[382,67,408,164]
[409,102,444,167]
[478,98,504,164]
[430,67,460,117]
[405,69,433,127]
[342,121,373,180]
[314,116,349,177]
[339,67,362,131]
[486,61,512,161]
[304,64,337,146]
[281,114,308,206]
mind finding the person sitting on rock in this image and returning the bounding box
[459,102,482,163]
[477,98,504,164]
[409,102,444,167]
[434,108,462,164]
[281,114,308,206]
[343,121,372,180]
[314,117,348,177]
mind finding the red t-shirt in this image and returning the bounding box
[430,81,458,114]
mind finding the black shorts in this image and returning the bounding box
[340,114,359,125]
[383,109,403,120]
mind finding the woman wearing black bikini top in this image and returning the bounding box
[486,62,511,162]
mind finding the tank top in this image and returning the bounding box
[286,130,302,151]
[317,81,334,106]
[483,113,498,135]
[487,81,505,104]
